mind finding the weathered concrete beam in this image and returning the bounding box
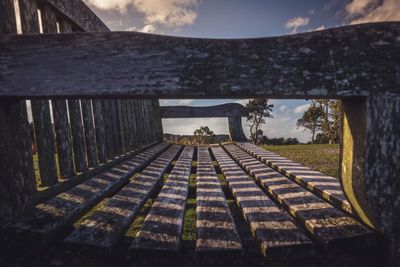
[42,0,110,32]
[0,0,36,222]
[161,103,248,141]
[0,22,399,98]
[341,94,400,264]
[228,116,247,142]
[160,103,248,118]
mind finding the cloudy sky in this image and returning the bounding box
[83,0,400,142]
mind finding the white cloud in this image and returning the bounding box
[126,26,137,31]
[346,0,400,24]
[235,99,251,106]
[159,99,194,106]
[178,99,194,105]
[346,0,378,15]
[85,0,131,11]
[313,25,326,31]
[140,24,157,33]
[284,16,310,34]
[279,105,287,112]
[293,103,311,114]
[86,0,200,28]
[126,24,157,33]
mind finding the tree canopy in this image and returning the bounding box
[297,100,342,144]
[246,98,274,144]
[193,126,215,144]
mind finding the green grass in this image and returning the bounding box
[125,198,156,238]
[73,198,108,228]
[182,198,196,241]
[182,174,197,241]
[217,174,228,186]
[262,144,340,178]
[125,171,198,241]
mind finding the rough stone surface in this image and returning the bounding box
[161,103,247,141]
[224,143,373,246]
[228,116,247,142]
[92,100,107,163]
[64,145,180,251]
[0,0,16,33]
[0,0,36,222]
[12,143,169,242]
[18,0,40,33]
[342,94,400,264]
[0,23,399,97]
[211,145,315,257]
[196,147,242,252]
[160,103,247,118]
[236,142,353,215]
[130,146,193,251]
[68,100,88,172]
[81,100,98,168]
[52,100,74,178]
[0,100,36,222]
[43,0,109,32]
[31,100,58,186]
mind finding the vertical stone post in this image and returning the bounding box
[342,94,400,265]
[0,0,36,222]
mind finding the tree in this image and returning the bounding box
[285,137,300,145]
[246,98,274,145]
[326,100,342,144]
[297,99,342,144]
[193,126,215,144]
[314,99,342,144]
[259,135,269,145]
[314,133,328,144]
[296,101,323,144]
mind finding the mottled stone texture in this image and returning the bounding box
[0,22,399,97]
[0,0,16,33]
[31,100,58,186]
[43,0,109,32]
[92,100,107,163]
[160,103,247,118]
[0,4,399,263]
[18,0,40,33]
[228,116,247,142]
[0,0,36,222]
[0,0,162,224]
[81,100,98,167]
[152,99,164,141]
[52,12,75,178]
[0,100,36,222]
[110,100,121,155]
[116,99,126,154]
[161,103,247,141]
[52,100,74,178]
[68,99,88,172]
[342,94,400,264]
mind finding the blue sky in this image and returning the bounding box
[84,0,399,142]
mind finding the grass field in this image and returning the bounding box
[262,144,340,178]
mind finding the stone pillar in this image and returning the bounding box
[341,94,400,264]
[0,0,36,222]
[228,116,247,142]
